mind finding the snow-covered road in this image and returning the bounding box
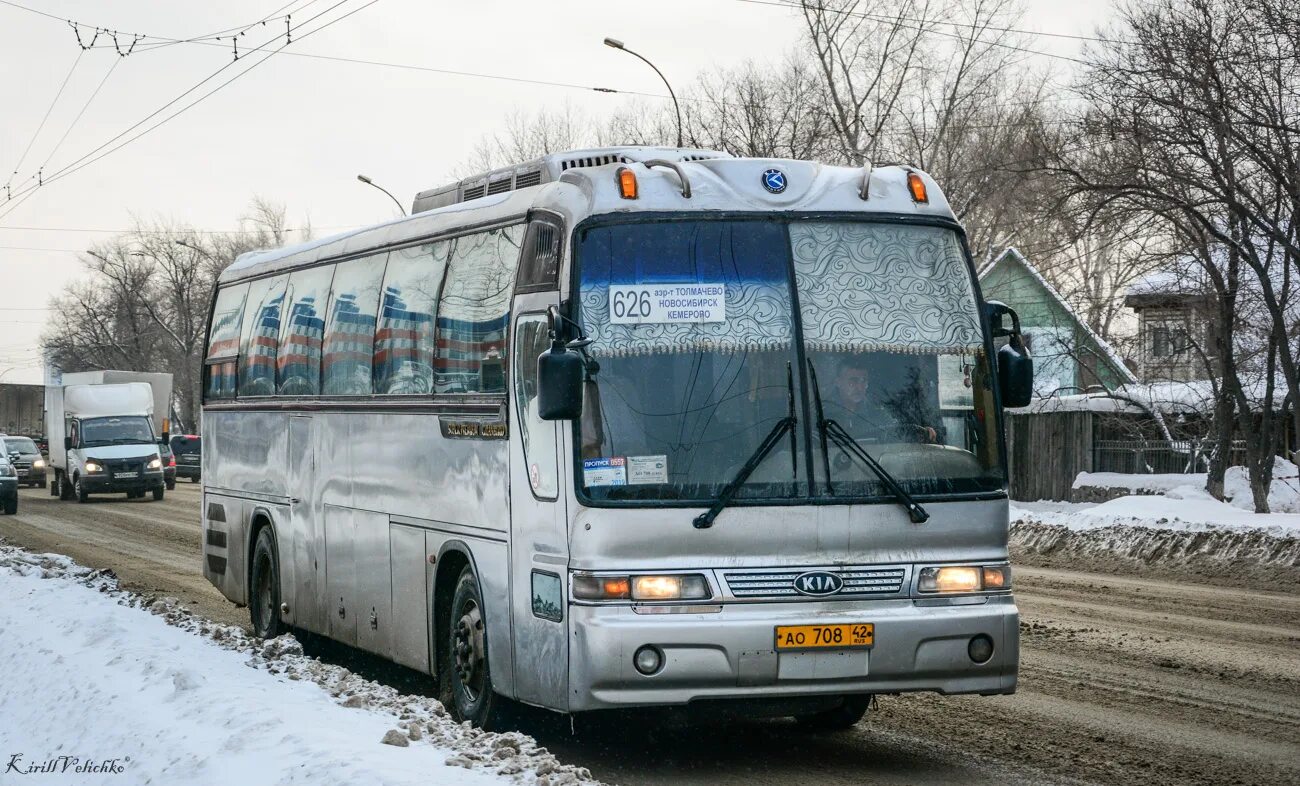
[0,547,592,786]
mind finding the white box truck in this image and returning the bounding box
[45,379,171,503]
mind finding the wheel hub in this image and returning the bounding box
[453,601,485,700]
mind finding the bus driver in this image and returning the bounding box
[828,357,939,444]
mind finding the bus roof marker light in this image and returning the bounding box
[616,167,638,199]
[907,171,928,204]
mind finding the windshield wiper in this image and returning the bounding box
[693,362,798,530]
[806,361,929,524]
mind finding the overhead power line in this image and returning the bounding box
[0,0,378,220]
[736,0,1127,45]
[0,225,338,235]
[735,0,1092,65]
[3,50,84,197]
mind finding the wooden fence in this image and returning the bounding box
[1004,411,1093,501]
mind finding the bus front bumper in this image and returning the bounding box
[567,595,1018,712]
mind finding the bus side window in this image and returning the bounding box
[204,282,249,400]
[322,252,388,396]
[435,224,524,394]
[515,219,562,292]
[373,242,448,395]
[238,275,288,397]
[514,313,558,498]
[277,264,336,396]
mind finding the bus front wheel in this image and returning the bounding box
[249,527,282,639]
[443,566,511,730]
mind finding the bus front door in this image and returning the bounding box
[508,309,569,710]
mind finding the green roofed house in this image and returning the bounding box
[977,248,1136,397]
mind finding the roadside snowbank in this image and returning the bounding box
[0,543,598,786]
[1015,486,1300,537]
[1011,489,1300,589]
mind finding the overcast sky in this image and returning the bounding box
[0,0,1114,384]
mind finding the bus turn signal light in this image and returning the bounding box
[907,171,928,203]
[617,167,638,199]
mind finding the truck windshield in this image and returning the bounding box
[574,218,1004,505]
[81,416,155,447]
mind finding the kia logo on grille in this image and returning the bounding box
[793,571,843,596]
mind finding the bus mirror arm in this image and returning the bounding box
[986,301,1034,409]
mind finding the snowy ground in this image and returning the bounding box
[1011,473,1300,589]
[0,544,596,786]
[1014,492,1300,537]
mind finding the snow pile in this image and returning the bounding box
[1015,485,1300,536]
[1010,492,1300,589]
[1223,456,1300,514]
[0,542,599,786]
[1072,472,1203,492]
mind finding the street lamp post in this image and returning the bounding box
[174,239,217,263]
[356,174,407,217]
[604,37,684,148]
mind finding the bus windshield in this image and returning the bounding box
[574,218,1004,505]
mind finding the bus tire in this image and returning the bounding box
[249,526,282,639]
[794,695,871,732]
[57,471,74,500]
[74,475,88,504]
[444,566,511,730]
[50,474,59,496]
[152,486,165,501]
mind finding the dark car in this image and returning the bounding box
[0,456,16,514]
[159,441,177,490]
[1,434,47,488]
[170,435,201,482]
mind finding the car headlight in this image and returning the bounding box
[917,565,1010,593]
[573,573,712,601]
[0,464,13,477]
[148,456,162,469]
[32,459,44,468]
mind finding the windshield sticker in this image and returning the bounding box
[626,455,668,484]
[583,457,627,487]
[608,284,726,324]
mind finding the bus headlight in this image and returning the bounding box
[632,574,711,601]
[84,462,103,473]
[917,565,1010,593]
[573,573,713,601]
[147,456,162,469]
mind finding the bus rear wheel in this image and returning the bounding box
[249,527,282,639]
[443,566,511,730]
[794,695,871,732]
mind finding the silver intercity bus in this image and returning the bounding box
[201,147,1033,729]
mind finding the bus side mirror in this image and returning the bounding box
[64,436,73,451]
[986,301,1034,408]
[537,346,584,420]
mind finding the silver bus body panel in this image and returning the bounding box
[203,151,1016,716]
[567,498,1010,571]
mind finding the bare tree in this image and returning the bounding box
[1046,0,1300,509]
[42,199,307,432]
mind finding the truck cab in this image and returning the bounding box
[46,382,168,503]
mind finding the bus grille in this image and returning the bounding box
[723,566,907,599]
